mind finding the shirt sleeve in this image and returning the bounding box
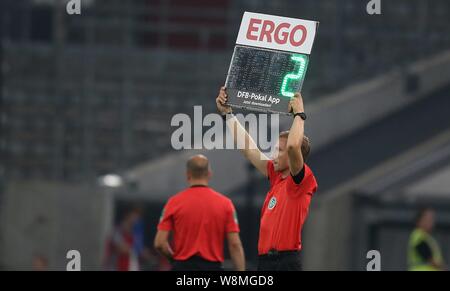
[416,241,433,262]
[267,160,277,188]
[226,200,240,233]
[291,165,305,184]
[112,229,124,246]
[286,165,318,198]
[157,199,175,231]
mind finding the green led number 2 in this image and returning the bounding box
[281,54,307,98]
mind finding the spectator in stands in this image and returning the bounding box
[104,206,144,271]
[32,254,48,271]
[408,207,446,271]
[131,212,156,270]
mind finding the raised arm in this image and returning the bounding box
[286,93,305,176]
[216,87,269,177]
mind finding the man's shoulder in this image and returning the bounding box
[267,160,282,183]
[210,189,233,203]
[166,189,190,203]
[304,164,318,191]
[304,164,317,180]
[304,163,313,174]
[195,188,233,210]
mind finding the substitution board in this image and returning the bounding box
[225,12,319,115]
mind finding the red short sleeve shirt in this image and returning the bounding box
[158,186,239,262]
[258,161,318,255]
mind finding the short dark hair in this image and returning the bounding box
[279,131,311,162]
[122,205,143,220]
[415,207,433,225]
[186,156,209,179]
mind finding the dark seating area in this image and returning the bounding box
[2,0,450,181]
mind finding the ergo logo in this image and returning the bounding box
[246,18,307,47]
[236,12,317,55]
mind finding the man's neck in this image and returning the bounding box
[189,180,209,187]
[418,227,430,234]
[281,168,290,179]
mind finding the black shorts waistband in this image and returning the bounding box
[172,256,223,271]
[259,250,300,259]
[174,256,222,265]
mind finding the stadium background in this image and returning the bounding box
[1,0,450,270]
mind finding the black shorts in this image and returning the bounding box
[257,251,302,271]
[172,256,223,271]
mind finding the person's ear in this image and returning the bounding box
[186,171,191,181]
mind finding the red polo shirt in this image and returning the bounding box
[158,186,240,262]
[258,161,318,255]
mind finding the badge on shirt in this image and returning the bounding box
[159,208,165,222]
[233,211,239,225]
[268,197,277,210]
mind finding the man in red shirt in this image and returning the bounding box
[154,155,245,271]
[104,207,142,271]
[216,87,318,271]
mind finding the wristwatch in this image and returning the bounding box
[293,112,307,121]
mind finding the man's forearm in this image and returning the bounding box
[287,116,304,149]
[287,92,306,155]
[225,114,258,154]
[225,114,268,175]
[229,245,246,271]
[155,244,173,261]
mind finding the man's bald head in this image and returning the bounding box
[186,155,210,179]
